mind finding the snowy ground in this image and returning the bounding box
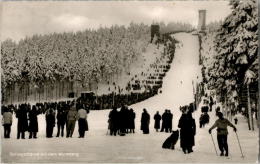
[1,33,258,163]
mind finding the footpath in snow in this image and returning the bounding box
[1,33,258,163]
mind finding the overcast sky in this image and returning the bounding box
[1,1,232,42]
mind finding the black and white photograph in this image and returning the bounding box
[0,0,259,163]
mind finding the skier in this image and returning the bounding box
[154,111,161,132]
[28,105,39,139]
[141,108,150,134]
[2,107,13,138]
[77,105,87,138]
[209,112,237,156]
[66,103,78,138]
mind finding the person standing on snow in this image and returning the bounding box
[154,111,161,132]
[167,110,173,132]
[77,105,88,138]
[118,105,128,135]
[56,106,67,137]
[178,110,196,154]
[160,110,167,132]
[129,108,136,133]
[28,105,40,139]
[108,106,119,136]
[209,112,237,157]
[45,107,56,138]
[209,96,214,112]
[66,103,78,138]
[141,108,150,134]
[16,104,29,139]
[2,107,13,138]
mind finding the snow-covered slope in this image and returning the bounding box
[1,33,258,163]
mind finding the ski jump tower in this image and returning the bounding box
[198,10,206,32]
[151,23,160,43]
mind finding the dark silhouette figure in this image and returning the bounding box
[201,105,209,113]
[178,111,196,154]
[209,112,236,157]
[209,96,214,112]
[154,111,161,132]
[234,117,238,125]
[199,112,210,128]
[215,106,221,116]
[28,106,39,139]
[141,108,150,134]
[56,108,67,137]
[46,108,55,138]
[167,110,173,132]
[125,107,131,133]
[119,105,128,136]
[129,108,136,133]
[160,110,167,132]
[16,105,28,139]
[108,107,119,136]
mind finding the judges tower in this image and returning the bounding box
[198,10,206,31]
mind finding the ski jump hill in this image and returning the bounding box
[2,33,258,163]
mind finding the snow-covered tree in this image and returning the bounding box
[1,23,150,92]
[208,0,258,104]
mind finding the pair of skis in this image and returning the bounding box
[210,132,244,158]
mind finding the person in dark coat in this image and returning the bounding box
[56,107,67,137]
[234,117,238,125]
[160,110,167,132]
[118,105,128,136]
[199,112,210,128]
[45,108,55,138]
[141,108,150,134]
[167,110,173,132]
[129,108,136,133]
[215,106,220,116]
[201,105,209,113]
[178,111,196,154]
[125,107,131,133]
[108,107,119,136]
[16,104,28,139]
[154,111,161,132]
[28,105,39,139]
[189,103,195,112]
